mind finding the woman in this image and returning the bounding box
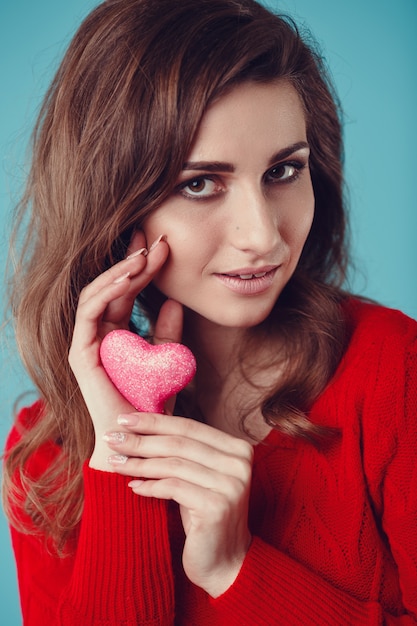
[3,0,416,623]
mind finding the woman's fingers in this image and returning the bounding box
[68,231,176,471]
[76,247,146,304]
[109,454,245,497]
[70,235,169,358]
[105,415,253,597]
[127,477,240,521]
[70,272,138,359]
[104,419,252,530]
[103,235,169,325]
[112,412,252,459]
[106,432,252,481]
[104,414,253,494]
[76,236,168,319]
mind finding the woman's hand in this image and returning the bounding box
[68,231,183,470]
[104,412,254,597]
[69,229,253,594]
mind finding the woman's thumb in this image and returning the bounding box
[153,299,185,415]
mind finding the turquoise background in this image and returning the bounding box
[1,1,416,623]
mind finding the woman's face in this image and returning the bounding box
[143,80,314,331]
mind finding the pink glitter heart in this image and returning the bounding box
[100,330,196,413]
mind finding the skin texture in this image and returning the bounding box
[68,80,313,598]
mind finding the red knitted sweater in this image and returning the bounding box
[5,300,417,625]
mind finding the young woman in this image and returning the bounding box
[3,0,416,624]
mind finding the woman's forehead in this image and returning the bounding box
[187,81,307,166]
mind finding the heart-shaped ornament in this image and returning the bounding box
[100,330,197,413]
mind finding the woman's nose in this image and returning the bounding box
[227,186,281,256]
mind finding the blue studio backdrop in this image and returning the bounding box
[1,1,416,623]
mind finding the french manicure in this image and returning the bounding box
[149,234,167,252]
[113,271,130,284]
[126,247,148,259]
[128,480,145,489]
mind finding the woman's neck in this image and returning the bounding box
[182,310,283,441]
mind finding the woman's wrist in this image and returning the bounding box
[202,550,249,598]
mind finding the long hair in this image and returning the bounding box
[3,0,349,550]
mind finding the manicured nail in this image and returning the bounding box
[128,480,145,489]
[126,247,148,259]
[149,234,167,252]
[103,432,126,444]
[117,414,139,426]
[113,271,130,284]
[107,454,128,465]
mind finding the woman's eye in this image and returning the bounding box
[266,162,304,183]
[178,177,221,199]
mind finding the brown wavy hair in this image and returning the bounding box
[3,0,349,551]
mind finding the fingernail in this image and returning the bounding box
[149,234,167,252]
[103,432,126,444]
[128,480,145,489]
[113,271,130,284]
[107,454,128,465]
[126,247,148,259]
[117,414,138,426]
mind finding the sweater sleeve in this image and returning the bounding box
[7,406,176,626]
[57,465,175,625]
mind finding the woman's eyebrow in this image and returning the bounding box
[182,160,235,173]
[182,141,310,173]
[267,141,310,166]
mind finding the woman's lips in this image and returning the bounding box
[214,267,279,295]
[231,271,268,279]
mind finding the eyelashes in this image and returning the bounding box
[177,177,224,199]
[264,161,306,184]
[176,159,308,201]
